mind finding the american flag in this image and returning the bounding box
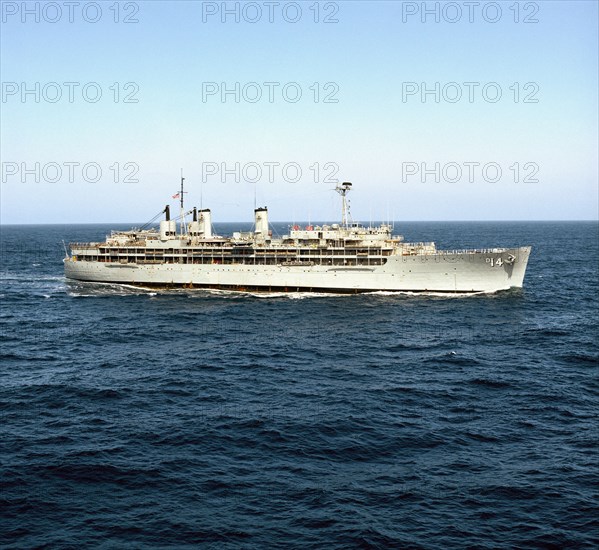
[172,193,180,199]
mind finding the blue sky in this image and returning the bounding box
[1,0,597,223]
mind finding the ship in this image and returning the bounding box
[64,180,531,294]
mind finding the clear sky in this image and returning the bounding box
[1,0,597,223]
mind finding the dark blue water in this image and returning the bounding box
[1,222,598,548]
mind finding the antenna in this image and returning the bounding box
[335,182,353,226]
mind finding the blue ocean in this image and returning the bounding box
[1,221,598,548]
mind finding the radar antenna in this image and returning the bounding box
[335,182,353,227]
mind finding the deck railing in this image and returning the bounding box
[70,241,511,256]
[69,242,101,249]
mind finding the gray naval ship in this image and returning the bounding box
[65,181,531,294]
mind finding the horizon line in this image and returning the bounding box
[1,219,598,226]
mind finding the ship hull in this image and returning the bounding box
[64,246,531,294]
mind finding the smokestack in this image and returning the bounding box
[164,205,170,221]
[254,207,269,237]
[189,208,200,237]
[199,209,212,239]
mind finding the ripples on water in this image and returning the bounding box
[1,222,598,548]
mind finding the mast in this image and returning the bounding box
[180,172,185,212]
[179,169,187,236]
[335,182,352,227]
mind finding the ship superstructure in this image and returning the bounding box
[64,181,531,293]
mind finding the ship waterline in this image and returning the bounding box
[64,182,531,294]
